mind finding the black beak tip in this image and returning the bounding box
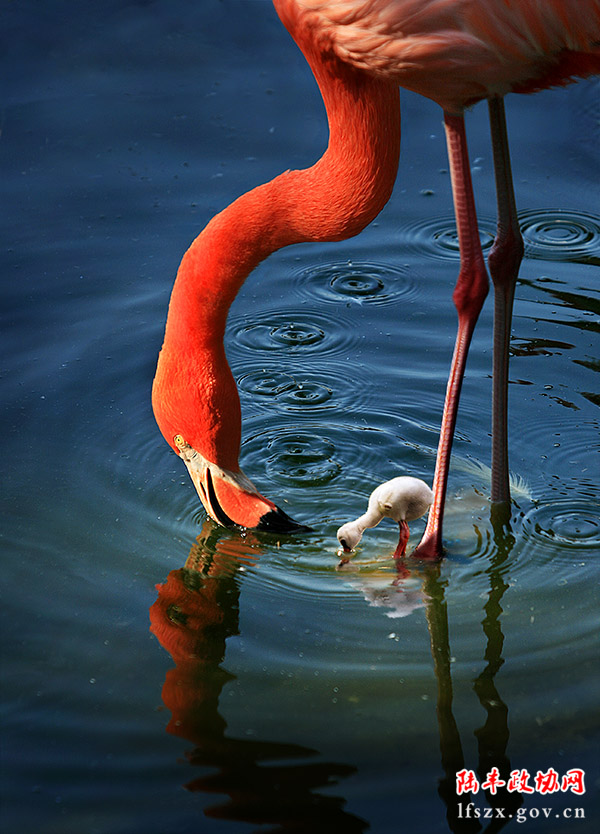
[256,505,314,535]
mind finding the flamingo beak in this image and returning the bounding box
[173,436,312,534]
[187,461,235,528]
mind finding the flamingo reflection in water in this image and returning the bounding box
[150,519,522,830]
[150,523,368,832]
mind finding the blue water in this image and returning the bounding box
[2,2,599,833]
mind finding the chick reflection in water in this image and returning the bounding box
[149,522,367,832]
[335,476,434,619]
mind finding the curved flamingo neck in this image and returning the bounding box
[163,31,400,349]
[155,17,400,471]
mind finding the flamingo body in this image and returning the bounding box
[153,0,600,546]
[285,0,600,111]
[337,476,433,555]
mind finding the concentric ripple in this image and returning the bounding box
[237,369,297,398]
[263,433,341,488]
[512,410,599,485]
[402,214,496,261]
[522,499,600,551]
[237,361,371,415]
[241,422,382,493]
[293,260,419,305]
[228,309,357,357]
[519,209,600,264]
[238,368,333,410]
[278,379,333,409]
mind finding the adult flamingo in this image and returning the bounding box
[153,0,600,558]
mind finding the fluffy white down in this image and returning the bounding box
[336,475,433,551]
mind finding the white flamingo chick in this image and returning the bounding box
[337,477,433,558]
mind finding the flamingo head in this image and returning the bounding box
[152,342,312,533]
[164,435,310,534]
[336,521,363,553]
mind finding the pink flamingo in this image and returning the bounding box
[152,0,600,558]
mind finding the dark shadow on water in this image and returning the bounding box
[397,513,523,834]
[472,529,523,832]
[420,563,481,834]
[407,522,521,832]
[149,521,368,833]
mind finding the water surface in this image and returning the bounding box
[2,2,599,832]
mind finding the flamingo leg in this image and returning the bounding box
[393,520,410,558]
[487,97,524,513]
[414,112,489,559]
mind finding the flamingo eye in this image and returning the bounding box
[174,434,185,448]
